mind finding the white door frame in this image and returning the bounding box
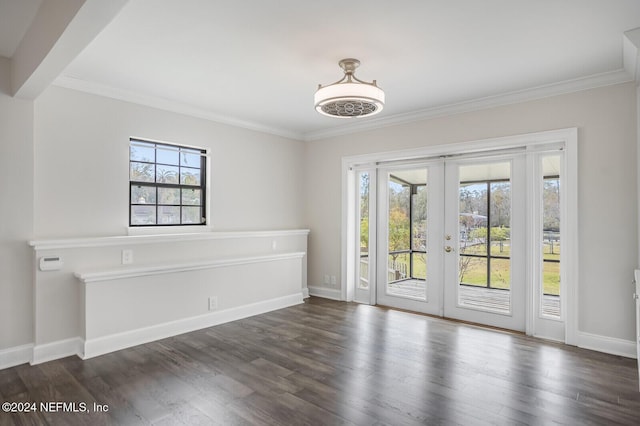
[342,128,578,343]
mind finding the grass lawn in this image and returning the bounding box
[389,240,560,296]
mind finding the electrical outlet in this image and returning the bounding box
[208,296,218,311]
[324,274,330,285]
[121,249,133,265]
[271,240,277,250]
[330,275,337,286]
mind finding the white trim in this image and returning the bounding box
[83,292,303,359]
[308,286,343,301]
[342,128,576,167]
[342,128,578,340]
[29,229,310,251]
[302,287,310,298]
[55,68,632,144]
[53,75,304,141]
[32,338,83,365]
[563,130,579,345]
[577,331,637,359]
[340,159,352,302]
[305,70,631,141]
[75,252,306,283]
[0,344,33,370]
[127,225,214,236]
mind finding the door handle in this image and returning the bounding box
[444,246,453,253]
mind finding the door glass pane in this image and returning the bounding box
[458,162,511,314]
[459,256,487,287]
[412,252,426,279]
[386,169,426,300]
[358,172,370,289]
[541,155,561,318]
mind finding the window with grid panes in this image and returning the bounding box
[129,138,206,226]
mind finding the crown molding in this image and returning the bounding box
[53,75,304,141]
[54,67,633,144]
[302,69,633,141]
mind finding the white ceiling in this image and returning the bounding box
[3,0,640,140]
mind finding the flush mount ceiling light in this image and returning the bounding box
[314,58,385,118]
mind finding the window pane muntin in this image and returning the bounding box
[130,143,155,162]
[156,165,179,184]
[130,162,155,183]
[182,188,201,206]
[158,187,180,205]
[182,206,204,224]
[156,147,179,166]
[180,167,201,186]
[158,206,180,224]
[131,205,156,225]
[129,139,206,226]
[131,185,157,204]
[181,150,201,167]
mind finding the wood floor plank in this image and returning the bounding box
[1,297,639,425]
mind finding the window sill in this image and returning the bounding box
[127,225,213,236]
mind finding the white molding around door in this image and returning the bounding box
[342,128,578,342]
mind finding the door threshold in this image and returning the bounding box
[375,304,525,336]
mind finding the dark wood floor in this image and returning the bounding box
[1,297,639,425]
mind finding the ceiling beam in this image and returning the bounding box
[624,27,640,86]
[11,0,129,99]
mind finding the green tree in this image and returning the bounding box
[360,216,369,251]
[388,207,410,262]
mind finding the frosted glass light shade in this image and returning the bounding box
[314,82,385,118]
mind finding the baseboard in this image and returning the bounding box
[83,291,304,359]
[32,338,84,365]
[577,331,637,359]
[0,344,33,370]
[308,286,343,301]
[302,287,310,298]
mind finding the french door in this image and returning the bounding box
[348,129,574,339]
[372,156,525,331]
[442,156,526,331]
[375,162,444,316]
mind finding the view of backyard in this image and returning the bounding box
[358,169,561,312]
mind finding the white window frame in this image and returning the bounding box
[128,137,212,235]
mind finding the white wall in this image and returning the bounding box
[0,58,34,351]
[33,86,306,237]
[2,83,309,367]
[305,82,638,343]
[30,231,308,363]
